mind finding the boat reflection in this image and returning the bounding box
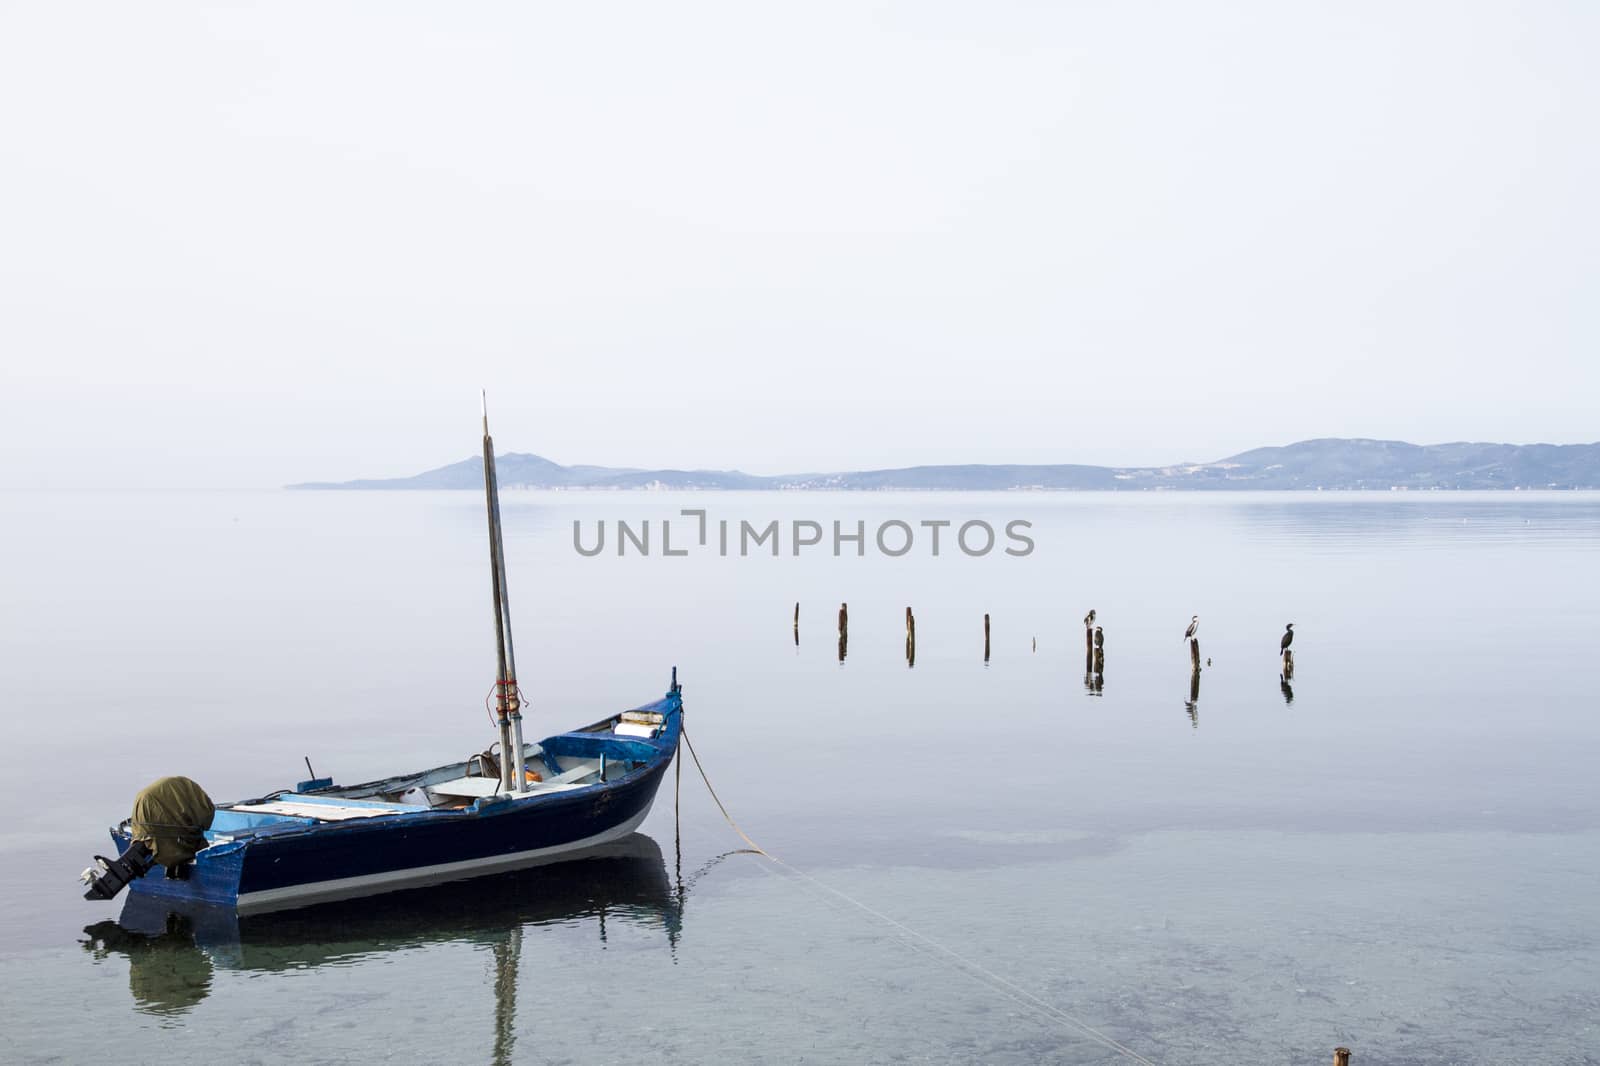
[80,832,681,1019]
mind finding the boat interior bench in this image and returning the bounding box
[225,794,426,823]
[430,758,604,800]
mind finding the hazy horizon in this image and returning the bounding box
[329,432,1600,485]
[3,2,1596,489]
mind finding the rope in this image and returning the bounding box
[483,681,526,727]
[678,726,1158,1066]
[680,729,771,859]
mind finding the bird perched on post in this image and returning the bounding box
[1183,615,1199,642]
[1280,624,1294,654]
[1093,626,1104,650]
[1084,609,1096,628]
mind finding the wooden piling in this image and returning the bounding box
[1334,1049,1351,1066]
[1281,648,1294,679]
[1189,638,1201,672]
[1085,624,1094,657]
[793,602,799,629]
[984,613,991,662]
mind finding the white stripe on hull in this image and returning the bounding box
[234,803,654,915]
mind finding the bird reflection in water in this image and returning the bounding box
[1280,626,1296,703]
[1081,625,1105,695]
[1185,668,1200,728]
[80,832,685,1041]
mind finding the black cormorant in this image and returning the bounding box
[1280,623,1294,653]
[1093,626,1104,649]
[1183,615,1199,642]
[1084,609,1096,628]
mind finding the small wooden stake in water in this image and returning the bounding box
[1334,1048,1351,1066]
[1189,638,1201,672]
[984,613,991,662]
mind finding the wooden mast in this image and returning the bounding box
[481,393,528,793]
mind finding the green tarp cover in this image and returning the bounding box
[130,776,215,868]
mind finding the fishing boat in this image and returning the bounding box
[80,399,683,914]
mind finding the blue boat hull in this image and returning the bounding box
[112,690,682,914]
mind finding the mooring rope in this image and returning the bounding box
[678,727,1158,1066]
[681,728,772,859]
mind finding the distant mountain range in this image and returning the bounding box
[288,438,1600,491]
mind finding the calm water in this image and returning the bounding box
[1,490,1597,1064]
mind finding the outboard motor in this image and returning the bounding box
[82,840,157,900]
[81,776,215,901]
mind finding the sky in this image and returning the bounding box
[1,1,1596,488]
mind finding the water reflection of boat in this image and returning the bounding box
[81,833,680,1018]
